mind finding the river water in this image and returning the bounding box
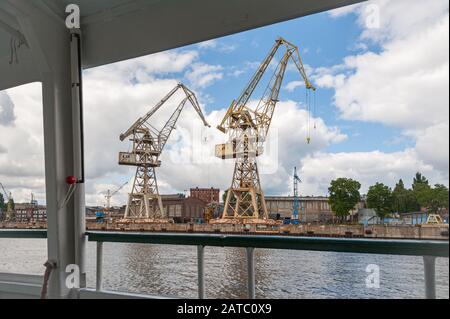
[0,239,448,299]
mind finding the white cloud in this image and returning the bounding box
[197,39,237,53]
[328,3,362,18]
[0,83,46,204]
[113,50,199,76]
[358,0,448,44]
[0,91,16,126]
[229,68,245,78]
[198,39,217,49]
[315,0,449,180]
[185,63,224,88]
[285,81,305,92]
[412,122,449,174]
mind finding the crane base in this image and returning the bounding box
[210,218,278,225]
[115,218,173,225]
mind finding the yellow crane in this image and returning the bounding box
[215,37,316,222]
[0,182,14,221]
[119,83,210,220]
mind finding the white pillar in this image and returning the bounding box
[11,0,85,298]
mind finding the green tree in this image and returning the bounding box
[222,189,236,207]
[413,172,429,189]
[392,179,419,213]
[411,172,432,210]
[7,197,15,211]
[428,184,449,214]
[413,183,432,209]
[366,183,394,222]
[0,193,5,211]
[328,178,361,223]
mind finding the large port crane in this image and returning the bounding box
[215,37,316,221]
[0,182,14,220]
[291,167,302,225]
[119,84,210,220]
[104,181,128,211]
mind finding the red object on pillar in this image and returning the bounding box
[66,176,77,185]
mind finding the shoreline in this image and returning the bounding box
[1,221,448,241]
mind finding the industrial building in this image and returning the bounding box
[161,194,207,223]
[11,203,47,222]
[266,196,365,223]
[190,187,220,205]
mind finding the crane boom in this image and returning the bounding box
[120,84,185,141]
[253,48,291,141]
[105,181,128,209]
[217,37,315,134]
[110,181,128,197]
[0,182,14,220]
[0,182,10,200]
[157,86,210,153]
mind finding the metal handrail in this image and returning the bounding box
[1,230,447,258]
[85,231,448,299]
[1,229,448,299]
[85,231,449,257]
[0,229,47,238]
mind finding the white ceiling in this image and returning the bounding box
[0,0,364,91]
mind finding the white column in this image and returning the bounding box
[11,0,84,298]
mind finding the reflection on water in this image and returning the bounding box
[1,239,448,299]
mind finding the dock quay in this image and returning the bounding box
[1,221,448,241]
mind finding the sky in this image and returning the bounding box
[0,0,449,207]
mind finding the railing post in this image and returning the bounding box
[246,247,255,299]
[197,245,205,299]
[96,241,103,291]
[423,255,436,299]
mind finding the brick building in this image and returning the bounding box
[161,194,207,223]
[190,187,220,204]
[265,196,365,223]
[14,203,47,222]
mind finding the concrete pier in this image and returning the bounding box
[1,221,448,240]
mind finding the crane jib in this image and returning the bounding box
[217,37,315,135]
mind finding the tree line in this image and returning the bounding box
[328,172,449,222]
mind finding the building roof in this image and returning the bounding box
[161,194,186,200]
[265,196,330,201]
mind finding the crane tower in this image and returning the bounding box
[215,38,316,222]
[119,84,210,220]
[291,167,301,225]
[0,182,14,221]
